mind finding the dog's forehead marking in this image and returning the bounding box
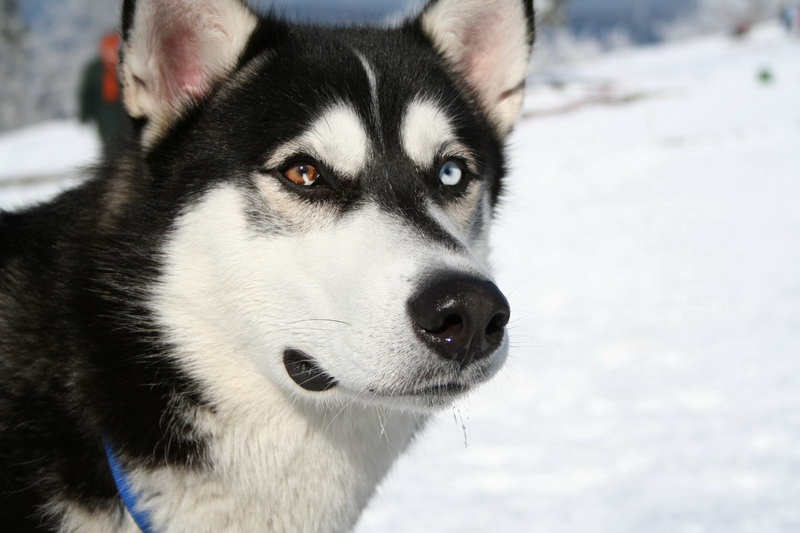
[401,98,456,167]
[267,103,371,179]
[352,49,380,130]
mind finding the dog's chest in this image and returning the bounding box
[122,405,421,533]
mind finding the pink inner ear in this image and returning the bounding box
[160,28,212,104]
[461,19,501,99]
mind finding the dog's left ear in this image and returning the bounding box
[120,0,259,144]
[416,0,534,137]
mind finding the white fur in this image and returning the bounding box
[401,97,475,174]
[267,104,372,179]
[401,98,456,168]
[434,181,486,241]
[353,50,381,129]
[420,0,532,136]
[120,404,419,532]
[54,502,137,533]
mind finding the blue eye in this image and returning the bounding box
[439,160,463,186]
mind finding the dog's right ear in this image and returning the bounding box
[415,0,535,138]
[120,0,258,144]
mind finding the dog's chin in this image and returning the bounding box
[283,348,506,413]
[366,383,474,412]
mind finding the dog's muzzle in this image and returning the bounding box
[282,273,510,395]
[408,274,510,370]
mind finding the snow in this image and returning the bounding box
[0,120,98,210]
[2,22,799,533]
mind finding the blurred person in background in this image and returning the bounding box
[78,31,124,148]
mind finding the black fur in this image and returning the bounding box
[0,1,534,530]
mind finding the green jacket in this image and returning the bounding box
[78,58,124,142]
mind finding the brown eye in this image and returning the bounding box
[283,163,320,186]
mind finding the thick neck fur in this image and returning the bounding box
[126,390,422,533]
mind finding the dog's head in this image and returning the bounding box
[118,0,534,412]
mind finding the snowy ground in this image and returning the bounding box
[0,120,97,209]
[2,22,799,533]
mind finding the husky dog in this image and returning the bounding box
[0,0,534,531]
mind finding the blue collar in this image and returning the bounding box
[103,441,157,533]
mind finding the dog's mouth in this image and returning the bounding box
[283,349,338,392]
[369,381,474,411]
[283,348,489,409]
[377,382,471,398]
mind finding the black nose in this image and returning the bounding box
[408,275,510,369]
